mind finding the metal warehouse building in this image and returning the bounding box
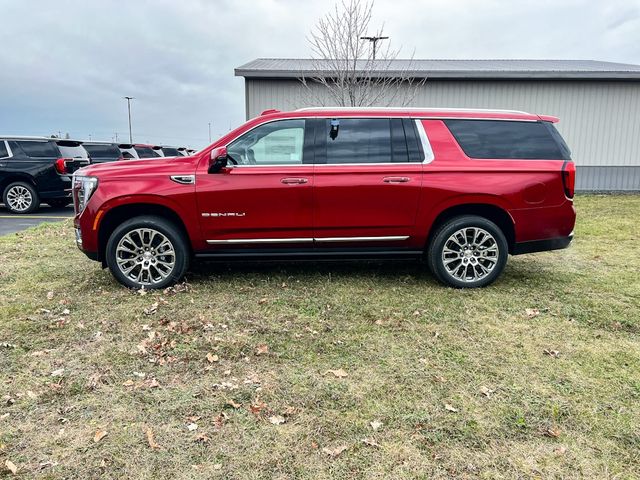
[235,59,640,191]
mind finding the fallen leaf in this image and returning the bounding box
[283,405,296,416]
[206,353,219,363]
[322,445,349,457]
[554,446,567,455]
[226,399,241,409]
[479,386,494,398]
[93,429,108,443]
[250,401,267,415]
[370,420,383,431]
[258,297,268,304]
[61,308,70,316]
[46,291,54,300]
[195,433,210,443]
[544,426,561,438]
[323,368,348,378]
[543,349,561,358]
[122,379,135,387]
[255,344,269,356]
[432,375,446,383]
[148,378,160,389]
[525,308,540,318]
[187,423,198,432]
[146,428,160,449]
[144,302,158,315]
[213,463,222,470]
[5,460,17,474]
[50,368,65,377]
[269,415,286,425]
[444,403,459,413]
[361,438,380,448]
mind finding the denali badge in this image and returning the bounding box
[202,212,246,217]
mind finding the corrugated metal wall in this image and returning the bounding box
[245,78,640,190]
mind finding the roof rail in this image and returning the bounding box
[295,106,531,115]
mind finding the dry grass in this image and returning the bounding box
[0,195,639,479]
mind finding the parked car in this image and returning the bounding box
[1,136,89,213]
[73,107,576,289]
[83,142,123,163]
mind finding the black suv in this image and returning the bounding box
[0,136,89,213]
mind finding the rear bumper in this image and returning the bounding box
[512,232,574,255]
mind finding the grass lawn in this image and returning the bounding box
[0,195,639,479]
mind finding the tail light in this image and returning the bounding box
[562,161,575,199]
[54,158,69,174]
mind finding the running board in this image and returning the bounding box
[195,249,423,260]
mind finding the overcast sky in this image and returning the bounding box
[1,0,638,148]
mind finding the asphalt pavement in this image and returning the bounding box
[0,205,74,236]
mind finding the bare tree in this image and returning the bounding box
[300,0,425,107]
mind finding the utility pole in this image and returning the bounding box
[360,35,389,60]
[124,96,134,143]
[208,122,212,142]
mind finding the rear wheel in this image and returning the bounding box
[106,216,189,289]
[427,215,508,288]
[3,182,40,214]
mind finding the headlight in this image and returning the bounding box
[73,175,98,214]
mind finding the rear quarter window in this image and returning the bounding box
[0,141,9,158]
[444,120,570,160]
[15,140,59,158]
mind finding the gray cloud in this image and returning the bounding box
[0,0,638,148]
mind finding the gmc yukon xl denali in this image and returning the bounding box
[73,108,576,289]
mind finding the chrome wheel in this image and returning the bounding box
[6,185,33,212]
[442,227,500,283]
[115,228,176,286]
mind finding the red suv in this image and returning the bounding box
[72,108,576,289]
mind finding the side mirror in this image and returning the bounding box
[208,147,228,174]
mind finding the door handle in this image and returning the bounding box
[281,177,309,184]
[383,176,410,183]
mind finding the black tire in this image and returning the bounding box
[2,181,40,214]
[47,199,71,208]
[105,216,190,289]
[427,215,508,288]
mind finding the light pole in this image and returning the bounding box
[360,35,389,60]
[208,122,212,142]
[124,96,134,143]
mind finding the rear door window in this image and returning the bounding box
[444,120,570,160]
[324,118,393,164]
[15,140,59,158]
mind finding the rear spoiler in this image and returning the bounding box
[538,115,559,123]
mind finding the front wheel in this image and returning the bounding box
[427,215,508,288]
[105,216,190,289]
